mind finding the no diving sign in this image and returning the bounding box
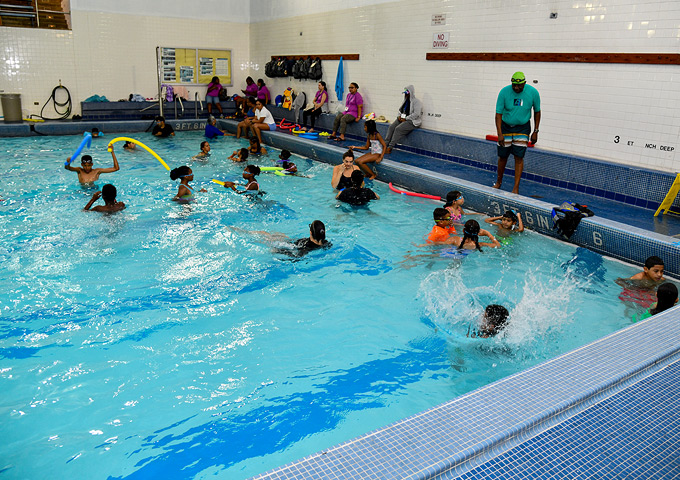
[433,32,449,49]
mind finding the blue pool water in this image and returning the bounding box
[0,133,641,479]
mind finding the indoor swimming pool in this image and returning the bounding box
[0,132,648,479]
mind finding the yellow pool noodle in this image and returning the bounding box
[107,137,170,171]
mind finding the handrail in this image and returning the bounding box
[174,95,184,118]
[194,92,203,119]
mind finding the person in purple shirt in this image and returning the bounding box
[330,82,363,141]
[257,79,270,105]
[206,76,223,117]
[237,77,258,116]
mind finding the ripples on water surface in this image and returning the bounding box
[0,133,638,479]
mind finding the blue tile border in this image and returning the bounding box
[250,306,680,480]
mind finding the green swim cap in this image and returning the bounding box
[511,72,526,84]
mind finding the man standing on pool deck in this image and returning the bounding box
[493,72,541,194]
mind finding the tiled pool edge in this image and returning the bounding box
[250,307,680,480]
[251,127,680,279]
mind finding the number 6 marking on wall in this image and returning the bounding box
[593,231,603,246]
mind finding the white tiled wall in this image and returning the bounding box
[0,9,250,118]
[249,0,680,172]
[1,0,678,172]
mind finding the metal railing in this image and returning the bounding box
[194,92,203,119]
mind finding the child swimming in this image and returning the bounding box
[634,282,679,322]
[170,165,206,201]
[629,256,665,285]
[249,137,267,156]
[427,208,457,244]
[277,150,297,174]
[468,305,510,338]
[228,148,249,163]
[65,144,120,185]
[485,210,524,233]
[454,219,500,251]
[223,165,261,194]
[444,191,481,222]
[618,256,666,309]
[336,170,379,206]
[83,184,125,213]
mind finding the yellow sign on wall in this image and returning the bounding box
[159,47,231,85]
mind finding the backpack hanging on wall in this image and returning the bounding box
[302,56,313,79]
[284,57,296,77]
[274,57,287,77]
[308,57,323,80]
[265,59,276,78]
[292,58,305,79]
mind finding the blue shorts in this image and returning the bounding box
[206,95,220,105]
[497,121,530,159]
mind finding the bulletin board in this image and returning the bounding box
[159,47,232,85]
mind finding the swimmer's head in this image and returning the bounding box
[342,150,355,166]
[200,141,210,153]
[81,155,93,171]
[654,282,678,314]
[480,304,510,337]
[240,148,249,160]
[350,169,365,188]
[459,219,482,252]
[364,120,377,135]
[501,210,519,229]
[101,184,117,204]
[433,207,452,224]
[249,137,260,147]
[445,190,463,207]
[310,220,326,242]
[123,141,134,149]
[208,115,216,125]
[644,256,664,282]
[511,71,526,93]
[243,165,261,178]
[279,150,291,161]
[155,116,166,125]
[91,128,100,136]
[170,165,192,181]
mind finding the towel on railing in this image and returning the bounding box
[173,86,189,100]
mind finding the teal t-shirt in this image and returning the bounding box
[495,84,541,126]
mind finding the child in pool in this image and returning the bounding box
[65,144,120,185]
[634,282,679,322]
[630,256,665,285]
[228,148,249,163]
[348,120,386,180]
[427,208,457,244]
[170,165,206,201]
[444,191,481,222]
[485,210,524,233]
[467,305,510,338]
[193,141,211,160]
[454,219,500,251]
[223,165,261,194]
[277,150,297,174]
[91,127,103,138]
[84,183,125,213]
[249,137,267,156]
[123,141,136,150]
[336,170,379,206]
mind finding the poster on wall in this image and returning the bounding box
[180,66,194,83]
[199,57,213,76]
[216,58,230,77]
[159,47,232,85]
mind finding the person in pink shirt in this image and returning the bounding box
[206,76,223,117]
[237,77,258,116]
[257,79,270,104]
[330,83,363,141]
